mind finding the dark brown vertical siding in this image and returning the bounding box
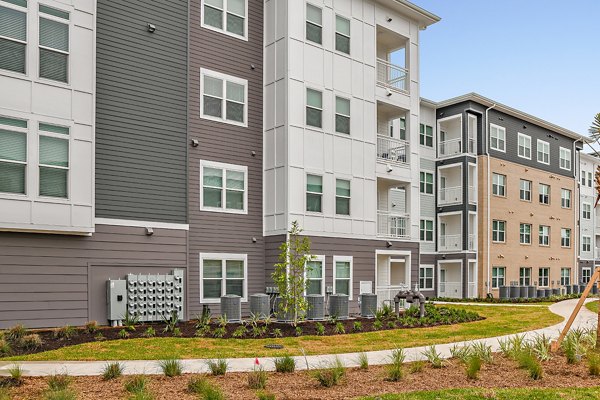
[0,225,187,329]
[188,0,264,315]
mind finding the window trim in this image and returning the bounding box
[420,171,434,195]
[491,266,505,289]
[38,3,71,85]
[519,267,531,286]
[200,160,248,214]
[0,115,28,196]
[419,265,434,290]
[37,122,70,199]
[419,219,434,242]
[560,228,571,248]
[519,223,531,245]
[335,178,350,216]
[560,188,571,209]
[199,253,248,303]
[334,95,350,135]
[305,87,323,129]
[334,14,350,55]
[583,203,591,219]
[538,183,550,205]
[333,255,353,300]
[582,267,592,284]
[0,0,28,76]
[492,173,506,197]
[536,139,550,165]
[538,267,549,287]
[489,123,506,152]
[517,132,531,160]
[419,123,433,147]
[305,2,322,45]
[200,68,248,127]
[560,267,571,286]
[582,235,591,253]
[200,0,249,41]
[306,173,323,213]
[539,225,550,246]
[559,147,571,171]
[519,179,531,202]
[492,219,506,243]
[305,255,325,296]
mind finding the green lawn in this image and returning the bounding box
[3,305,562,361]
[359,387,600,400]
[586,300,598,313]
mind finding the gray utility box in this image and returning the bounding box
[107,279,127,324]
[360,293,377,318]
[306,294,325,320]
[250,294,270,319]
[329,294,349,319]
[221,295,242,322]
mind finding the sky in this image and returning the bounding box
[411,0,599,137]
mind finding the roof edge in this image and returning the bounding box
[379,0,441,27]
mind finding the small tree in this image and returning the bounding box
[272,221,314,326]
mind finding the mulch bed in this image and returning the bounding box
[6,354,600,400]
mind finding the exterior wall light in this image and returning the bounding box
[147,23,156,33]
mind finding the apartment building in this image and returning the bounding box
[579,152,599,284]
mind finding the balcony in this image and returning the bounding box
[439,138,462,157]
[467,281,477,298]
[438,281,462,299]
[468,234,476,251]
[377,211,410,239]
[377,135,409,165]
[376,58,408,94]
[438,186,462,206]
[376,284,410,308]
[439,234,461,252]
[468,186,477,204]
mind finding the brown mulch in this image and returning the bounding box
[6,354,600,400]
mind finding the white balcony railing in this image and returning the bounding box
[438,281,462,299]
[376,284,410,308]
[439,234,461,251]
[377,135,409,165]
[439,138,462,157]
[377,211,410,239]
[468,234,476,250]
[468,186,477,203]
[438,186,462,205]
[468,138,476,154]
[376,58,408,93]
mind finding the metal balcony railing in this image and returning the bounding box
[377,135,409,165]
[377,211,410,239]
[468,234,476,250]
[376,58,409,93]
[438,281,462,298]
[468,186,477,204]
[439,234,461,251]
[439,138,462,157]
[438,186,462,205]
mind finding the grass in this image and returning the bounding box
[102,362,124,380]
[3,305,563,361]
[360,387,600,400]
[158,358,183,377]
[585,300,598,313]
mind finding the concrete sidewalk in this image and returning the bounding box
[1,299,597,377]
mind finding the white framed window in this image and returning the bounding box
[489,124,505,152]
[0,0,27,74]
[582,173,586,186]
[538,267,549,287]
[492,220,505,243]
[560,189,571,209]
[419,265,434,290]
[200,253,247,303]
[39,4,70,83]
[492,173,506,196]
[539,183,550,205]
[306,88,322,128]
[0,116,27,195]
[559,147,571,171]
[200,160,247,214]
[335,178,350,216]
[560,268,570,286]
[201,0,247,40]
[306,255,325,296]
[582,236,591,253]
[537,139,549,164]
[200,68,247,126]
[560,228,571,248]
[519,179,531,201]
[539,225,550,246]
[519,267,531,286]
[588,172,593,187]
[582,267,592,284]
[420,171,433,194]
[517,133,531,159]
[38,122,69,198]
[306,174,322,213]
[306,3,322,45]
[420,219,434,242]
[335,96,350,134]
[519,223,531,245]
[583,203,591,219]
[333,256,353,300]
[419,124,433,147]
[492,266,505,289]
[335,15,350,54]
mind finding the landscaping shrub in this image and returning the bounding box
[295,326,303,337]
[531,334,552,361]
[256,391,276,400]
[19,333,43,350]
[7,365,23,386]
[206,359,228,376]
[334,322,345,334]
[94,333,105,341]
[409,360,425,374]
[498,335,526,360]
[422,345,444,368]
[188,376,210,393]
[123,312,140,331]
[588,351,600,376]
[271,328,283,338]
[172,327,182,337]
[0,387,9,400]
[562,331,584,364]
[232,326,247,338]
[449,344,471,363]
[54,325,76,340]
[357,352,369,370]
[6,324,26,342]
[43,389,77,400]
[188,377,224,400]
[470,342,493,364]
[124,375,148,394]
[159,359,183,377]
[273,355,296,373]
[353,321,362,332]
[248,366,268,390]
[386,320,397,329]
[465,355,481,380]
[386,348,405,381]
[313,357,345,387]
[84,321,99,334]
[212,327,226,338]
[47,374,71,391]
[128,390,155,400]
[315,322,325,336]
[517,351,543,380]
[143,327,156,338]
[372,320,383,330]
[431,293,581,304]
[0,339,11,357]
[102,362,124,381]
[118,329,130,339]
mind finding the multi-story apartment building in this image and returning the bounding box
[578,152,599,284]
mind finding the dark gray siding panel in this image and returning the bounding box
[95,0,188,223]
[0,225,187,329]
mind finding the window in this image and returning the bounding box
[201,161,247,213]
[559,147,571,170]
[519,223,531,244]
[582,173,586,186]
[539,225,550,246]
[333,256,352,299]
[201,69,247,125]
[583,203,591,219]
[200,253,247,302]
[519,267,531,286]
[306,88,322,128]
[582,236,591,253]
[335,15,350,54]
[561,189,571,209]
[582,268,592,284]
[419,266,434,290]
[538,268,549,287]
[420,124,433,147]
[537,140,549,164]
[519,179,531,201]
[490,124,505,152]
[39,4,69,83]
[398,117,406,140]
[335,96,350,134]
[492,267,505,289]
[588,172,593,187]
[306,3,322,44]
[420,219,433,241]
[0,0,27,73]
[539,183,550,205]
[420,172,433,194]
[492,220,505,242]
[560,268,570,286]
[560,228,571,247]
[306,174,322,212]
[306,256,324,295]
[0,116,27,194]
[335,178,350,215]
[518,133,531,159]
[492,173,506,196]
[202,0,246,39]
[38,123,69,198]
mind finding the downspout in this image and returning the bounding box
[485,104,496,295]
[573,138,583,285]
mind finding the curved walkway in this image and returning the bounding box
[1,299,597,377]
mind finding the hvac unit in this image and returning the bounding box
[527,286,536,298]
[498,286,509,299]
[273,297,293,322]
[306,294,325,320]
[249,293,270,319]
[552,288,561,296]
[359,293,377,318]
[509,286,520,299]
[328,294,349,319]
[519,286,528,298]
[220,295,242,322]
[592,285,599,295]
[537,289,546,298]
